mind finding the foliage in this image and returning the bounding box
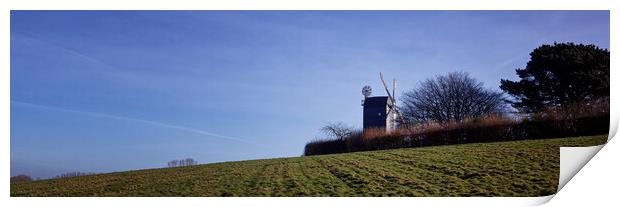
[401,72,506,124]
[532,96,609,121]
[500,42,610,113]
[10,135,607,197]
[304,111,608,156]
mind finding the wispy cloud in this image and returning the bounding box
[11,100,258,146]
[11,33,195,96]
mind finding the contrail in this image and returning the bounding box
[11,100,257,145]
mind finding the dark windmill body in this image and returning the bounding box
[361,73,404,132]
[363,96,395,130]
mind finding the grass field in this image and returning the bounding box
[11,135,607,197]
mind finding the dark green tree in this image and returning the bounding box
[500,42,609,113]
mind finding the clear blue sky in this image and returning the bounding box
[10,11,609,179]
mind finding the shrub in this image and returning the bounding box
[304,110,608,156]
[10,175,32,183]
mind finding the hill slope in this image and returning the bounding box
[11,135,607,197]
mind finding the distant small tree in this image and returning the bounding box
[167,160,179,167]
[183,158,197,166]
[10,174,32,183]
[321,122,354,140]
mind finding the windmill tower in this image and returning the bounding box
[361,73,404,132]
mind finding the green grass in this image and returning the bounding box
[11,135,607,197]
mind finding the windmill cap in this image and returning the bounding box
[363,96,390,107]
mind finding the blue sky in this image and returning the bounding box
[10,11,609,179]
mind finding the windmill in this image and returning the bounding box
[361,73,405,132]
[379,72,405,130]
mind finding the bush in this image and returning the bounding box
[10,175,32,183]
[304,112,608,156]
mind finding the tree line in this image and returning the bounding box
[11,171,97,183]
[12,157,202,183]
[167,158,198,168]
[54,172,97,179]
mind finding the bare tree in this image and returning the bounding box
[167,160,179,167]
[54,172,96,179]
[400,72,506,124]
[321,122,354,140]
[167,158,197,168]
[184,158,197,166]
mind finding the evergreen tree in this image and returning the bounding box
[500,42,609,113]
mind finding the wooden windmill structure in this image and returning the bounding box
[361,72,405,132]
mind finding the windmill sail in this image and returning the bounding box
[379,72,406,127]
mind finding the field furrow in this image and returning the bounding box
[10,135,607,197]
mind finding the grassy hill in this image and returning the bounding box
[11,135,607,197]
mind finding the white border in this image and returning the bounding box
[1,1,617,207]
[548,134,620,207]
